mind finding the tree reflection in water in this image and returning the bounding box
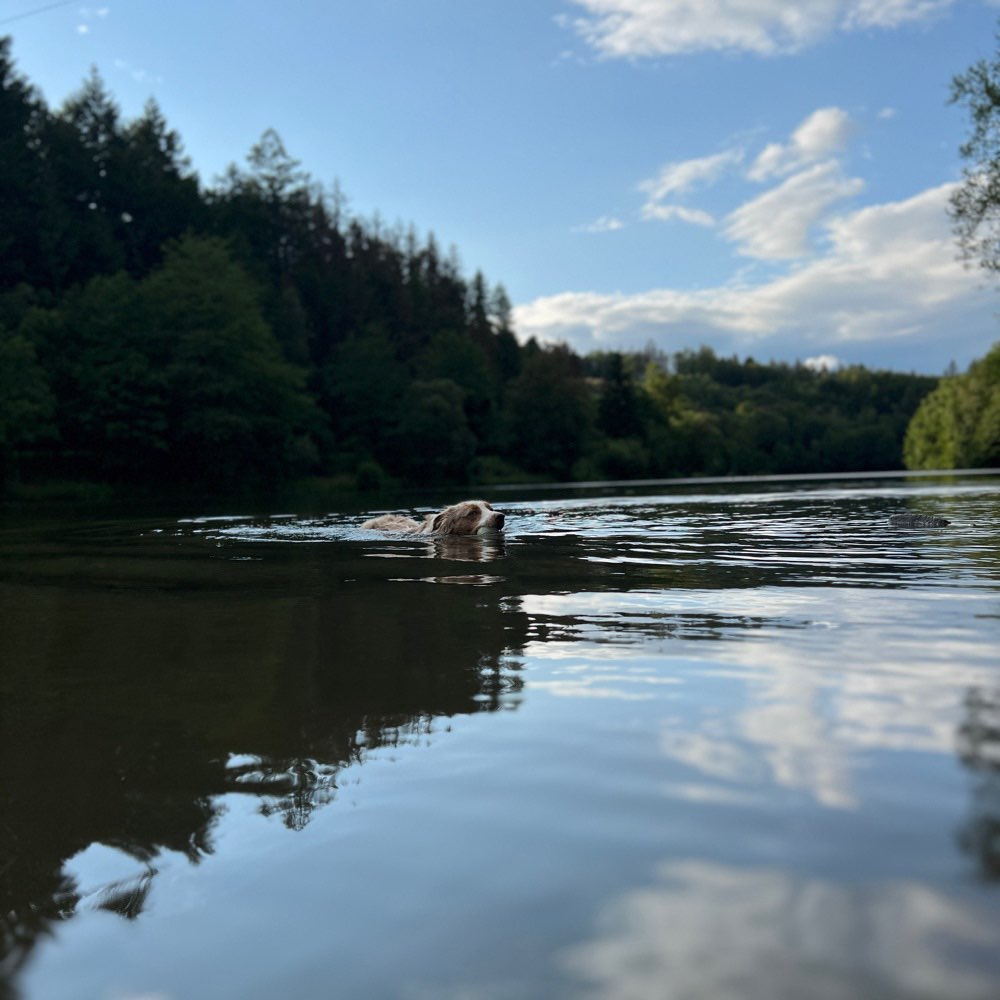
[957,686,1000,880]
[0,519,526,983]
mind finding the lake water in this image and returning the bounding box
[3,473,1000,1000]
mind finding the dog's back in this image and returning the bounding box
[360,513,433,533]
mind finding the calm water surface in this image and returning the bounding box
[2,475,1000,999]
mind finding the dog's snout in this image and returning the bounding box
[494,511,506,528]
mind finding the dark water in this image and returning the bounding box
[2,475,1000,1000]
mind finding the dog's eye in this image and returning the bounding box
[465,510,477,519]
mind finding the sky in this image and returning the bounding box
[5,0,1000,374]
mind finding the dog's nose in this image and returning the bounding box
[495,512,506,528]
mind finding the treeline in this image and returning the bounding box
[0,39,939,494]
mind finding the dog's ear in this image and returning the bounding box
[431,510,450,533]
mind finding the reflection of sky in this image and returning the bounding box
[62,843,162,911]
[560,860,1000,1000]
[522,585,1000,809]
[523,587,821,621]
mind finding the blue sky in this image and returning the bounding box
[5,0,1000,373]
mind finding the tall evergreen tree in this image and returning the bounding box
[48,68,127,282]
[117,99,204,275]
[597,353,644,439]
[0,37,58,290]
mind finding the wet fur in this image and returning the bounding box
[362,500,505,536]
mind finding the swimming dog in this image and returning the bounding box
[362,500,505,535]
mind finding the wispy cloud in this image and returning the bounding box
[748,107,855,181]
[563,0,958,58]
[637,108,861,247]
[642,204,716,226]
[638,149,742,227]
[514,183,993,371]
[640,150,743,202]
[726,160,865,259]
[843,0,954,30]
[574,215,626,233]
[76,5,109,35]
[113,57,164,86]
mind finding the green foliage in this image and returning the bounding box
[470,454,536,486]
[416,329,494,401]
[588,437,651,481]
[320,327,408,458]
[139,237,320,485]
[416,329,497,442]
[950,36,1000,274]
[355,458,391,491]
[0,324,55,481]
[503,346,593,478]
[904,342,1000,469]
[0,38,47,289]
[54,272,168,479]
[17,236,323,487]
[384,379,477,484]
[596,352,645,439]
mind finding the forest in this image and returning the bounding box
[0,37,949,497]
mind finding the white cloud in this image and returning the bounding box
[112,58,164,87]
[638,109,858,238]
[725,161,865,259]
[564,0,958,58]
[513,183,997,371]
[749,107,855,181]
[639,149,742,227]
[574,215,626,233]
[77,6,110,21]
[640,150,742,201]
[642,204,715,226]
[803,354,842,371]
[638,108,858,239]
[844,0,953,29]
[76,6,109,36]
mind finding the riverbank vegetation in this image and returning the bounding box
[903,342,1000,470]
[0,39,954,496]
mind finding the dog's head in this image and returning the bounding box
[431,500,506,536]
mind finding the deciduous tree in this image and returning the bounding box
[950,34,1000,274]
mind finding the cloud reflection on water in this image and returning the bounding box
[560,860,1000,1000]
[521,584,1000,810]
